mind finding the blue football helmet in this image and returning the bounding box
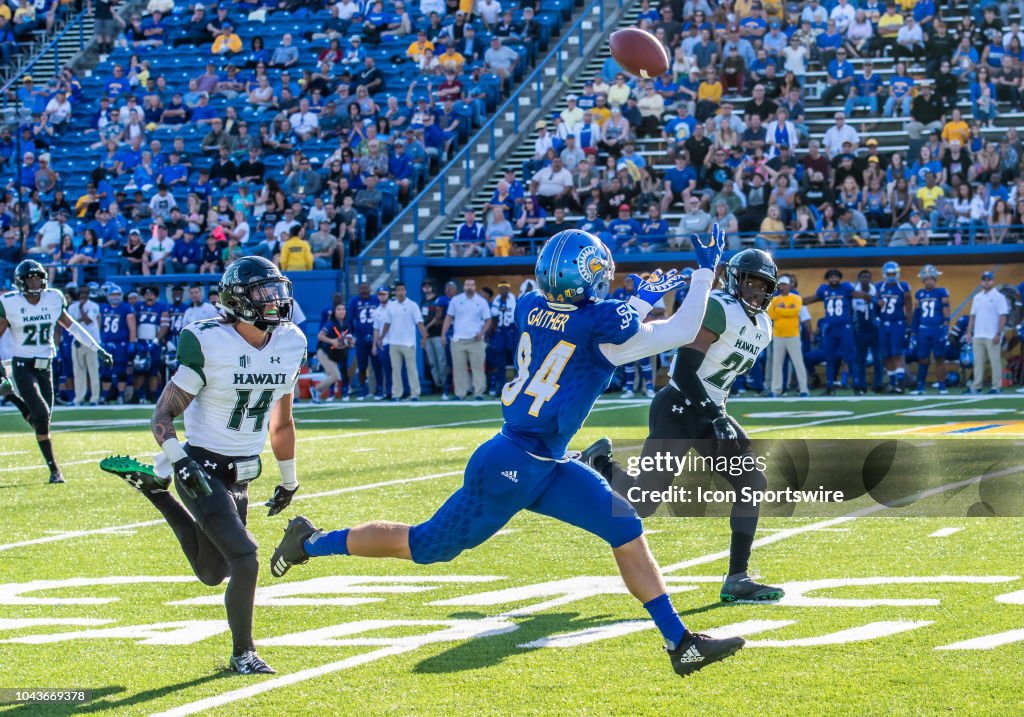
[535,230,614,307]
[133,352,151,374]
[882,261,900,282]
[918,264,941,280]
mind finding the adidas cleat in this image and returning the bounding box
[668,632,745,678]
[580,437,612,471]
[720,572,785,602]
[270,515,321,578]
[229,650,276,675]
[99,455,170,494]
[48,471,65,484]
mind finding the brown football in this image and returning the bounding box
[609,28,670,80]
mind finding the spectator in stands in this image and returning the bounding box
[530,156,572,212]
[270,34,300,68]
[971,68,998,125]
[636,83,665,138]
[966,271,1009,393]
[822,112,859,157]
[844,61,880,118]
[406,29,434,61]
[894,16,924,63]
[926,21,957,75]
[951,36,978,80]
[171,230,202,273]
[821,47,854,104]
[309,219,339,269]
[485,206,514,256]
[290,98,320,141]
[452,208,486,257]
[142,224,172,275]
[695,66,723,121]
[484,36,518,90]
[279,232,313,272]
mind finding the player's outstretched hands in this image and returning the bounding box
[628,269,689,306]
[172,456,213,499]
[692,222,726,271]
[266,484,299,516]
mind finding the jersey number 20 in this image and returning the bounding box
[501,333,576,417]
[22,324,52,346]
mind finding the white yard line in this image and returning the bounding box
[0,520,165,553]
[0,458,103,474]
[744,396,985,435]
[929,527,963,538]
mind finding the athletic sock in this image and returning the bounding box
[304,528,349,557]
[37,439,59,473]
[623,363,635,390]
[916,362,929,388]
[640,359,653,385]
[643,593,686,649]
[728,515,757,576]
[887,370,896,387]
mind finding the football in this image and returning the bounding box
[609,27,670,80]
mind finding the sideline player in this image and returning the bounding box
[272,228,748,678]
[802,269,869,395]
[875,261,913,393]
[347,282,380,400]
[132,286,169,403]
[911,265,949,395]
[487,280,517,396]
[0,260,113,483]
[584,249,782,602]
[100,257,307,674]
[100,284,137,404]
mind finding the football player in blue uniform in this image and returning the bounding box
[612,275,657,398]
[852,269,884,395]
[875,261,913,393]
[486,281,518,396]
[166,285,188,344]
[347,282,380,400]
[100,284,137,404]
[802,269,869,395]
[911,264,950,395]
[133,286,169,403]
[272,228,748,677]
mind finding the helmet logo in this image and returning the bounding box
[576,245,605,283]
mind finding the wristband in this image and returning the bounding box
[161,437,187,464]
[278,458,298,489]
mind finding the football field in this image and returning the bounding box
[0,395,1022,716]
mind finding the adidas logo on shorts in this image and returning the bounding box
[501,470,518,482]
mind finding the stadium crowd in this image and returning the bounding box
[449,0,1024,256]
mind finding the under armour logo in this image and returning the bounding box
[699,398,713,408]
[203,460,217,470]
[270,356,282,364]
[671,404,685,414]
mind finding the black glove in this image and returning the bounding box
[98,348,114,367]
[711,413,740,455]
[173,457,213,499]
[265,484,299,516]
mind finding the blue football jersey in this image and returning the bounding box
[500,291,641,459]
[347,295,379,337]
[167,300,187,340]
[491,294,516,332]
[876,280,911,322]
[100,302,133,343]
[135,300,168,341]
[915,286,949,328]
[815,282,856,326]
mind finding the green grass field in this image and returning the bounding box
[0,395,1022,716]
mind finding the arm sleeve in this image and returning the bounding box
[64,315,102,352]
[599,267,714,365]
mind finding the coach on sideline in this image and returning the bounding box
[966,271,1009,394]
[442,278,492,400]
[381,282,427,401]
[768,276,809,396]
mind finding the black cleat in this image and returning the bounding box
[720,572,785,602]
[0,377,12,398]
[48,471,65,484]
[229,650,276,675]
[823,385,835,396]
[99,455,170,494]
[580,437,612,470]
[668,632,745,678]
[270,516,321,578]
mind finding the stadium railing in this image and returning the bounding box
[346,0,623,287]
[0,9,90,123]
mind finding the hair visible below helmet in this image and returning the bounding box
[825,268,842,280]
[14,260,47,296]
[726,248,778,315]
[218,256,294,332]
[882,260,900,282]
[535,230,614,309]
[918,264,942,280]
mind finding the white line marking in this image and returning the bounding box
[745,396,985,435]
[294,472,461,503]
[0,451,27,456]
[0,520,165,553]
[0,458,102,474]
[929,527,962,538]
[935,629,1024,651]
[0,618,115,629]
[746,621,933,647]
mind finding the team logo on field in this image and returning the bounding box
[576,245,605,283]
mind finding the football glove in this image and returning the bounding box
[628,269,689,307]
[98,348,114,367]
[692,222,726,271]
[711,414,740,455]
[265,484,299,517]
[173,457,213,499]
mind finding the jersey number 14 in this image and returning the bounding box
[501,333,576,417]
[228,389,274,431]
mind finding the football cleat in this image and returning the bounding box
[667,632,745,678]
[270,515,321,578]
[621,389,635,399]
[48,471,65,484]
[645,386,656,399]
[0,377,12,398]
[910,388,924,396]
[580,437,612,471]
[229,650,276,675]
[720,572,785,602]
[99,455,170,494]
